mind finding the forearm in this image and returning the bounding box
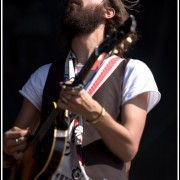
[85,93,147,162]
[12,98,40,134]
[89,110,138,162]
[57,87,147,162]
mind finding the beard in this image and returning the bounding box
[63,3,105,36]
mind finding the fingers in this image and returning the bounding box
[59,83,84,106]
[4,126,31,139]
[60,96,69,105]
[6,136,28,147]
[58,82,95,116]
[59,90,82,106]
[3,127,31,159]
[7,141,27,157]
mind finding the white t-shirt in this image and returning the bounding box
[19,59,161,113]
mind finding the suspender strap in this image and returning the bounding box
[41,60,65,122]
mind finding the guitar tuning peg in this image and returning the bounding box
[112,47,119,54]
[126,36,133,43]
[120,43,125,49]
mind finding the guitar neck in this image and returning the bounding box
[38,108,60,140]
[72,48,103,86]
[32,108,61,149]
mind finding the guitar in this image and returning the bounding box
[9,15,136,180]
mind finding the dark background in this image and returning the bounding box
[3,0,177,179]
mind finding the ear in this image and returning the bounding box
[104,7,115,19]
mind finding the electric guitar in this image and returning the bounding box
[9,15,136,180]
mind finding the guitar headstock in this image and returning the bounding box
[96,14,137,56]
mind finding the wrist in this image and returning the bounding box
[86,106,105,124]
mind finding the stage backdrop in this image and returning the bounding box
[3,0,177,179]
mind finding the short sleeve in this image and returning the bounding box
[19,63,51,111]
[122,59,161,113]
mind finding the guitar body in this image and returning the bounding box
[9,103,68,180]
[33,127,68,180]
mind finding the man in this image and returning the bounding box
[3,0,161,179]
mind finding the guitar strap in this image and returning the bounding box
[86,55,125,95]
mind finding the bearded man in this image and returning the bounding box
[3,0,161,179]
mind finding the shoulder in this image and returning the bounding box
[19,63,52,111]
[32,63,52,78]
[126,59,152,75]
[122,59,161,112]
[28,63,52,85]
[124,59,156,84]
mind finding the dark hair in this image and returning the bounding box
[104,0,139,56]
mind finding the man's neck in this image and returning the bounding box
[71,24,105,64]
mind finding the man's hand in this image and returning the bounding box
[3,127,31,160]
[57,82,102,120]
